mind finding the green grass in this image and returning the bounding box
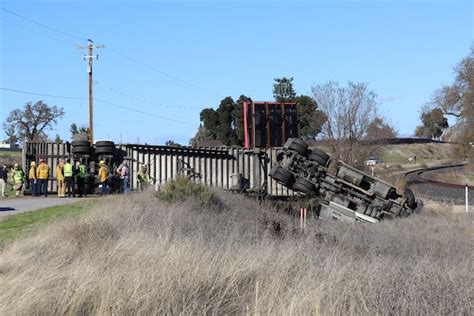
[0,202,88,246]
[0,151,21,157]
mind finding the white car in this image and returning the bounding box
[366,157,383,166]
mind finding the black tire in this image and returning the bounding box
[71,140,90,147]
[292,177,316,195]
[286,138,308,156]
[95,146,115,155]
[309,148,330,166]
[270,166,293,186]
[95,141,115,147]
[72,146,91,154]
[404,188,417,209]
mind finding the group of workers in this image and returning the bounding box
[0,159,153,198]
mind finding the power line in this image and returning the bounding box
[0,87,196,126]
[93,80,203,110]
[1,7,226,99]
[1,7,87,41]
[0,87,87,100]
[2,16,77,46]
[107,47,225,98]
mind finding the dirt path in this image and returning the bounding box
[0,197,82,219]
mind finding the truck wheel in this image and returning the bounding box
[71,140,90,147]
[95,141,115,147]
[95,146,115,155]
[309,148,330,166]
[286,138,308,156]
[292,177,315,195]
[404,188,417,209]
[270,166,293,186]
[72,146,91,154]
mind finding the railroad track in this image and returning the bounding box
[405,163,473,204]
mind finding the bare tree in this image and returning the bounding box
[3,101,65,142]
[311,81,378,165]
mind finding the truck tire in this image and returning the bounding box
[71,140,90,147]
[95,146,115,155]
[286,138,308,156]
[270,166,293,186]
[308,148,330,166]
[95,141,115,147]
[72,146,91,154]
[292,177,315,195]
[404,188,417,209]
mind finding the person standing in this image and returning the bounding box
[64,159,75,197]
[116,161,130,194]
[28,161,37,196]
[137,165,153,191]
[36,159,50,197]
[98,160,109,196]
[56,159,65,197]
[0,165,8,197]
[11,163,25,197]
[75,160,87,197]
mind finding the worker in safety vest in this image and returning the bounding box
[28,161,37,196]
[36,159,50,197]
[98,160,109,196]
[11,163,25,197]
[56,159,65,197]
[137,165,153,191]
[75,160,87,197]
[64,159,75,198]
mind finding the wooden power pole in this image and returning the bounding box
[78,39,103,144]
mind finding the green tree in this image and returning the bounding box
[234,95,252,145]
[216,97,237,145]
[3,101,65,142]
[189,125,215,146]
[296,95,327,140]
[54,134,63,143]
[70,123,90,141]
[415,107,448,139]
[365,117,397,140]
[273,77,296,102]
[165,140,181,147]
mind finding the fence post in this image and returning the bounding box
[466,184,469,213]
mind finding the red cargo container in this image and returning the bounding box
[243,101,299,148]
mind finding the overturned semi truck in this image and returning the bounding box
[269,138,420,223]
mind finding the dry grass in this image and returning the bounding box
[0,185,472,315]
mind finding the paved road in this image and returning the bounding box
[0,197,80,219]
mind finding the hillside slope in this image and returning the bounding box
[0,188,471,315]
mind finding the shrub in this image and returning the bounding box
[155,176,221,206]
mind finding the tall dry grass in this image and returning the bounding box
[0,186,472,315]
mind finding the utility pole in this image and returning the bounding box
[78,39,103,144]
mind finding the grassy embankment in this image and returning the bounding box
[0,177,472,315]
[0,202,88,246]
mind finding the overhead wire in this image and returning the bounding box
[0,87,196,126]
[93,80,203,110]
[1,7,226,99]
[1,7,87,41]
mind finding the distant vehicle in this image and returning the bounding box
[366,157,383,166]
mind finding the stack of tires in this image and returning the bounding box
[95,140,115,156]
[71,140,93,155]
